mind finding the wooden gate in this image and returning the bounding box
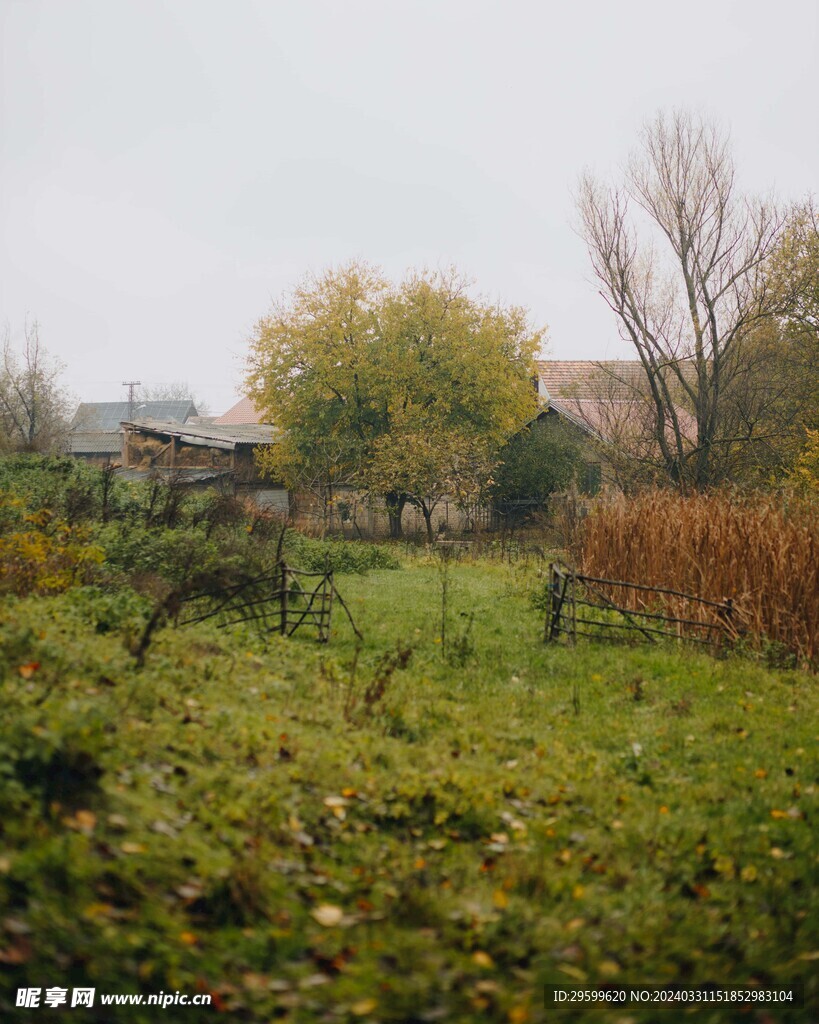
[179,560,361,642]
[545,561,736,649]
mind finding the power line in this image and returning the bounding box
[122,380,141,421]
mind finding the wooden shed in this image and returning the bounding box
[119,420,288,512]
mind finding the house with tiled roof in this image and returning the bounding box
[535,359,696,446]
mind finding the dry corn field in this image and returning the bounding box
[575,491,819,668]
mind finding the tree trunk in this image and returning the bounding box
[385,492,407,539]
[421,500,434,545]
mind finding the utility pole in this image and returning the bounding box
[122,381,141,422]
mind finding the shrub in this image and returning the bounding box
[0,511,104,596]
[284,533,401,574]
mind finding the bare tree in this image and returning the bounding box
[138,380,209,416]
[0,321,72,454]
[577,111,788,489]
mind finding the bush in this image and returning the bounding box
[0,511,104,596]
[95,523,226,584]
[284,533,401,574]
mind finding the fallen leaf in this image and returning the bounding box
[351,998,377,1016]
[323,796,348,809]
[472,951,494,969]
[18,662,40,679]
[310,904,344,927]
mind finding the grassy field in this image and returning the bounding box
[1,553,817,1022]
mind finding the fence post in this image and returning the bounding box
[720,597,734,644]
[280,561,288,636]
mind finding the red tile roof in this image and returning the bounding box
[536,360,647,400]
[536,360,696,442]
[214,397,266,425]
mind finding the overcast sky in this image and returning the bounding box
[2,0,817,415]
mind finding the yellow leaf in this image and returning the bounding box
[558,964,587,982]
[83,903,114,920]
[310,904,344,927]
[323,795,348,808]
[599,959,620,976]
[120,842,146,854]
[179,931,198,946]
[472,951,494,969]
[572,884,585,900]
[75,810,97,832]
[492,889,509,909]
[740,865,758,882]
[351,998,377,1016]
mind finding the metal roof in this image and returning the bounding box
[124,420,278,448]
[69,431,124,454]
[72,401,197,431]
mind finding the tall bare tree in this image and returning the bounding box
[577,111,789,489]
[0,321,71,454]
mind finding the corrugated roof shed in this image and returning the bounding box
[124,420,278,448]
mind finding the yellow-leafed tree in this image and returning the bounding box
[246,263,541,538]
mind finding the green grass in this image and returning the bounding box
[0,555,817,1022]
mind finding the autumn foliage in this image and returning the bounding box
[0,507,103,596]
[576,490,819,667]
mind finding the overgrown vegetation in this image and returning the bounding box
[1,458,817,1022]
[0,456,398,597]
[576,490,819,668]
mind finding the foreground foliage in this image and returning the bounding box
[1,555,816,1022]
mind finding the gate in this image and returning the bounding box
[545,562,736,649]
